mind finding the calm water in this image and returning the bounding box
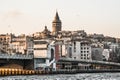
[0,73,120,80]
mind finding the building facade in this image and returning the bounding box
[71,39,92,60]
[10,34,33,55]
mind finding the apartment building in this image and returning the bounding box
[10,34,33,54]
[70,39,92,69]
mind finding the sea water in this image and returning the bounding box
[0,73,120,80]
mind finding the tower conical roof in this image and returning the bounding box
[53,11,61,23]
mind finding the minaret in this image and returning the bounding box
[52,11,62,33]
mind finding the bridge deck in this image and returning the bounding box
[59,58,120,66]
[0,53,33,59]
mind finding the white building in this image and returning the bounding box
[33,39,69,70]
[33,39,57,70]
[71,39,92,60]
[70,39,92,69]
[109,43,119,52]
[33,39,49,70]
[102,49,112,61]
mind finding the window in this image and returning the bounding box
[74,57,76,59]
[51,48,54,60]
[87,54,89,56]
[81,43,84,46]
[84,54,86,56]
[69,47,72,58]
[81,51,83,53]
[34,48,47,50]
[74,42,76,52]
[81,54,83,56]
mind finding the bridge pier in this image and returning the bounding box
[23,59,34,70]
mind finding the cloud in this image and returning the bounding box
[7,10,22,17]
[1,10,23,21]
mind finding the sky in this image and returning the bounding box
[0,0,120,37]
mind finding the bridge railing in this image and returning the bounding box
[0,53,33,59]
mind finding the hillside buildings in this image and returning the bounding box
[0,11,120,70]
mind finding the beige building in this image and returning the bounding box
[34,39,49,58]
[0,33,13,53]
[10,34,33,54]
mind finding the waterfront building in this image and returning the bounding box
[71,39,92,60]
[33,39,63,70]
[33,39,62,70]
[47,40,72,70]
[69,39,92,69]
[33,37,72,70]
[33,39,49,70]
[47,40,61,70]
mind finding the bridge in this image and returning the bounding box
[0,53,34,70]
[0,53,33,59]
[58,58,120,68]
[0,53,120,70]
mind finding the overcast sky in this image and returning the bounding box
[0,0,120,37]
